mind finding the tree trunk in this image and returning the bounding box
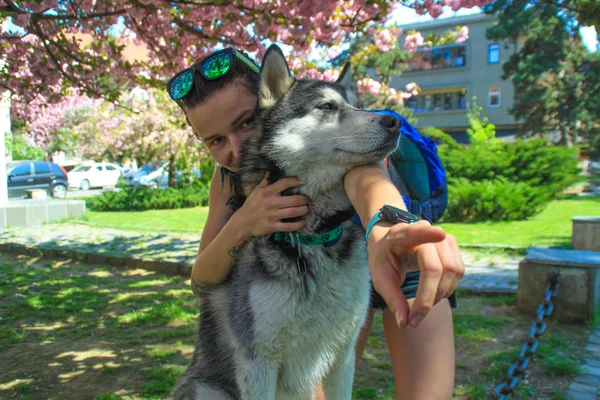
[168,154,176,188]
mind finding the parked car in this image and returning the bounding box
[6,160,69,199]
[588,160,600,175]
[124,162,201,189]
[68,162,122,190]
[122,162,166,187]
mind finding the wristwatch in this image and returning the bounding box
[365,204,421,242]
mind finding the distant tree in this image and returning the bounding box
[5,133,45,160]
[486,0,599,149]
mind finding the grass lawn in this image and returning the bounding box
[80,196,600,249]
[0,253,588,400]
[82,207,209,233]
[439,196,600,249]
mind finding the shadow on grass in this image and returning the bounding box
[0,256,200,399]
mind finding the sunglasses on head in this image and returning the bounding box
[167,48,260,102]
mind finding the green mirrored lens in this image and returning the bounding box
[169,69,194,100]
[202,52,231,80]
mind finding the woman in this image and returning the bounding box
[167,47,462,399]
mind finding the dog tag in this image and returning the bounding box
[297,257,308,275]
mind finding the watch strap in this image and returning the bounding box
[365,210,383,243]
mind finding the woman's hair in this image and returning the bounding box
[180,50,260,111]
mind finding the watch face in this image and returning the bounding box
[382,205,420,223]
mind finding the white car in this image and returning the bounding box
[68,162,122,190]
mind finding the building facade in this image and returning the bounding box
[391,13,522,142]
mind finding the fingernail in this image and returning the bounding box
[395,311,403,327]
[410,314,423,328]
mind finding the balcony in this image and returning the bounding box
[406,44,467,73]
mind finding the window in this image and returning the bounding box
[73,165,92,172]
[34,162,51,175]
[407,44,467,72]
[407,89,468,113]
[434,94,443,110]
[444,93,453,110]
[10,163,31,177]
[489,88,501,108]
[489,44,500,64]
[424,95,433,111]
[106,165,117,171]
[458,91,467,109]
[96,166,103,171]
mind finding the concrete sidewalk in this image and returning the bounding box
[0,222,521,293]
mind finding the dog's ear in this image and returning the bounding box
[336,62,359,107]
[336,62,353,92]
[259,45,294,109]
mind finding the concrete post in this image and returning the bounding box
[0,91,10,206]
[518,247,600,321]
[573,216,600,252]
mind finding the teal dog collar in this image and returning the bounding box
[273,225,343,247]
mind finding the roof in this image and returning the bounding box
[397,12,497,32]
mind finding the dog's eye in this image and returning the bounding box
[317,102,336,111]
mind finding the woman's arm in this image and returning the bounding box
[191,169,247,296]
[344,163,462,328]
[191,169,309,297]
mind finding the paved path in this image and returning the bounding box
[567,333,600,399]
[0,222,521,293]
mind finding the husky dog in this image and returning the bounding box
[175,45,400,400]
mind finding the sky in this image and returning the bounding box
[390,6,599,52]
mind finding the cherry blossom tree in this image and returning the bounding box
[74,88,206,186]
[1,0,492,107]
[10,92,99,156]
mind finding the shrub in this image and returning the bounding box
[86,183,209,212]
[444,177,550,222]
[440,139,579,198]
[432,101,580,222]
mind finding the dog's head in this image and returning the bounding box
[258,45,399,175]
[240,45,400,197]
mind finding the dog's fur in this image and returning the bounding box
[175,45,400,400]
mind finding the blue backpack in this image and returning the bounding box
[370,109,448,224]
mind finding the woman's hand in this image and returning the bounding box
[368,221,464,328]
[234,173,310,241]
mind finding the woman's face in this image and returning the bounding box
[186,81,258,172]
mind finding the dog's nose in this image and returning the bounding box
[379,115,400,134]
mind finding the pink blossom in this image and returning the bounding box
[429,4,443,18]
[327,45,342,59]
[375,29,394,52]
[456,26,469,43]
[12,13,31,28]
[403,32,424,53]
[357,78,382,95]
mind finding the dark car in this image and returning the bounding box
[6,160,69,199]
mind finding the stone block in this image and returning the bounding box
[27,204,48,226]
[5,205,27,227]
[518,247,600,321]
[66,201,86,219]
[47,203,68,223]
[25,189,47,200]
[573,216,600,252]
